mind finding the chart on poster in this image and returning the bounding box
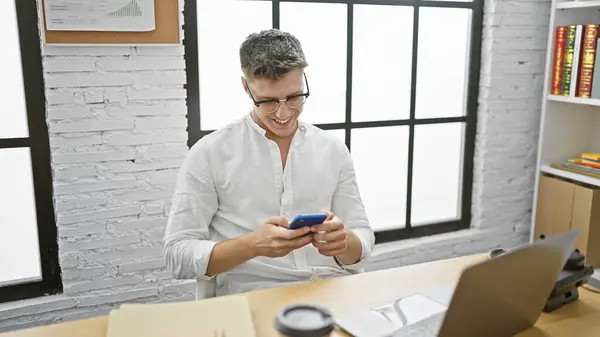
[43,0,155,32]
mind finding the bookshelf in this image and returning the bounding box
[531,0,600,241]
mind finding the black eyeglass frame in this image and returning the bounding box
[244,72,310,113]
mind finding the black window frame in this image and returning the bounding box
[183,0,482,244]
[0,0,62,304]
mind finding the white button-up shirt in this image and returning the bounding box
[164,113,375,296]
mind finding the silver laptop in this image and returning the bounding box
[337,230,579,337]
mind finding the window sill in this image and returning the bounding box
[366,227,527,271]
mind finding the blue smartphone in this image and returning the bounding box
[288,213,327,230]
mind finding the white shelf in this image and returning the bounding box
[540,164,600,187]
[556,0,600,9]
[547,95,600,106]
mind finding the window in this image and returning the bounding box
[184,0,482,243]
[0,0,61,303]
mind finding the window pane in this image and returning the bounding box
[411,123,464,226]
[0,148,41,286]
[352,127,409,231]
[352,5,413,122]
[0,1,29,139]
[415,8,471,119]
[324,129,346,145]
[197,0,272,130]
[281,3,347,125]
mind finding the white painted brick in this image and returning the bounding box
[60,256,79,269]
[135,117,187,130]
[64,275,142,294]
[61,308,112,323]
[53,166,97,180]
[0,297,77,321]
[490,1,551,16]
[143,203,164,215]
[83,245,163,264]
[147,171,179,186]
[50,134,103,148]
[49,119,134,133]
[43,46,132,56]
[58,206,140,225]
[98,157,184,173]
[53,150,136,164]
[55,197,107,211]
[105,90,128,104]
[135,46,184,56]
[98,57,185,71]
[115,218,167,231]
[43,58,96,72]
[47,107,93,120]
[112,188,174,202]
[84,91,105,104]
[145,228,166,242]
[59,222,106,237]
[46,92,80,105]
[61,266,107,281]
[144,270,172,283]
[78,288,158,307]
[163,281,196,295]
[61,234,141,251]
[46,73,133,88]
[104,104,187,116]
[119,259,165,274]
[55,179,137,195]
[102,131,187,146]
[128,88,186,100]
[134,71,187,86]
[136,145,188,160]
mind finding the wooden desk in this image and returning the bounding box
[2,254,599,337]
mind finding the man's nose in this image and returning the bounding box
[274,101,292,118]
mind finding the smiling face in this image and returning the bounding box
[244,70,307,139]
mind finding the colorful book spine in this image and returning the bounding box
[561,25,577,96]
[552,26,568,95]
[570,25,583,96]
[576,24,600,98]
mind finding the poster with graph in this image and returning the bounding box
[44,0,155,32]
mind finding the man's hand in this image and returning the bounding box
[246,216,313,258]
[310,212,362,265]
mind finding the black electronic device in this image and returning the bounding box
[488,246,594,313]
[543,250,594,312]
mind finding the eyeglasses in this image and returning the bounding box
[244,73,310,114]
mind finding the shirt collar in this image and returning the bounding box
[245,112,308,138]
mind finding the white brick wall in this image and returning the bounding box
[0,41,195,332]
[0,0,550,331]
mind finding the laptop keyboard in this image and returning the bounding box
[392,312,445,337]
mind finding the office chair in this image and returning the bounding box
[196,278,217,299]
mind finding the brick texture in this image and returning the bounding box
[0,0,547,331]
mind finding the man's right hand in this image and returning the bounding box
[247,216,313,258]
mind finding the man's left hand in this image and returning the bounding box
[310,212,349,257]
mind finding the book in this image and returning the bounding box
[582,153,600,161]
[561,25,578,96]
[552,26,568,95]
[576,25,600,98]
[570,25,583,96]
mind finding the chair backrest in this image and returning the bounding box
[196,278,217,300]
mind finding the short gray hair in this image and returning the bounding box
[240,29,308,80]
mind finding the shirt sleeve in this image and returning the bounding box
[331,147,375,272]
[163,146,219,280]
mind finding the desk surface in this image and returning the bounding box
[2,254,599,337]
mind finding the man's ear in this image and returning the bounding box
[241,76,249,94]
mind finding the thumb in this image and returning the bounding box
[266,216,289,228]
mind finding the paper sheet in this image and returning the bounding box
[106,295,256,337]
[44,0,155,32]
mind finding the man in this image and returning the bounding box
[164,29,374,296]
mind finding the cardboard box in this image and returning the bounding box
[534,174,600,266]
